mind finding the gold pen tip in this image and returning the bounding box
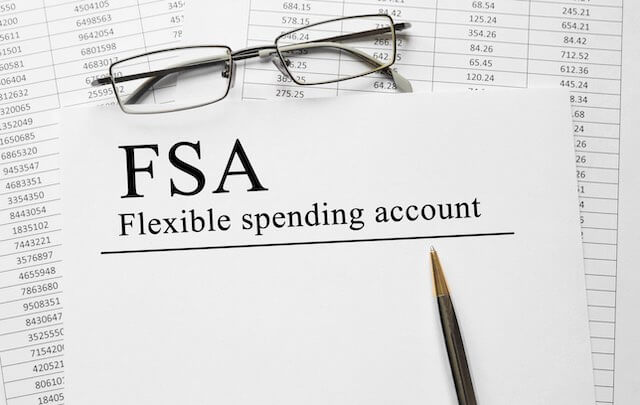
[429,247,449,296]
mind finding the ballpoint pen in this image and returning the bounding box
[430,247,478,405]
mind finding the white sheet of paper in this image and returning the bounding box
[183,4,638,403]
[60,90,594,405]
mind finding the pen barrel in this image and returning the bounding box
[438,295,477,405]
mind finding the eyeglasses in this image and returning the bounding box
[91,14,413,114]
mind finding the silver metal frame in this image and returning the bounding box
[274,14,397,87]
[93,15,411,114]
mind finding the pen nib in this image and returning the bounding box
[430,247,450,297]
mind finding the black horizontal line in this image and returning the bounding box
[101,232,515,255]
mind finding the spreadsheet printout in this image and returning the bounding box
[0,1,186,405]
[184,2,628,404]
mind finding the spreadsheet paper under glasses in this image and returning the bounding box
[91,14,413,114]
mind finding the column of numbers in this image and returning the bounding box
[243,0,344,100]
[431,0,531,91]
[136,0,187,104]
[527,1,622,404]
[46,0,150,108]
[138,0,186,49]
[0,0,63,402]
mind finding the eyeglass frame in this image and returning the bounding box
[93,14,412,114]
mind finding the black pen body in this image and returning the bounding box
[437,295,478,405]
